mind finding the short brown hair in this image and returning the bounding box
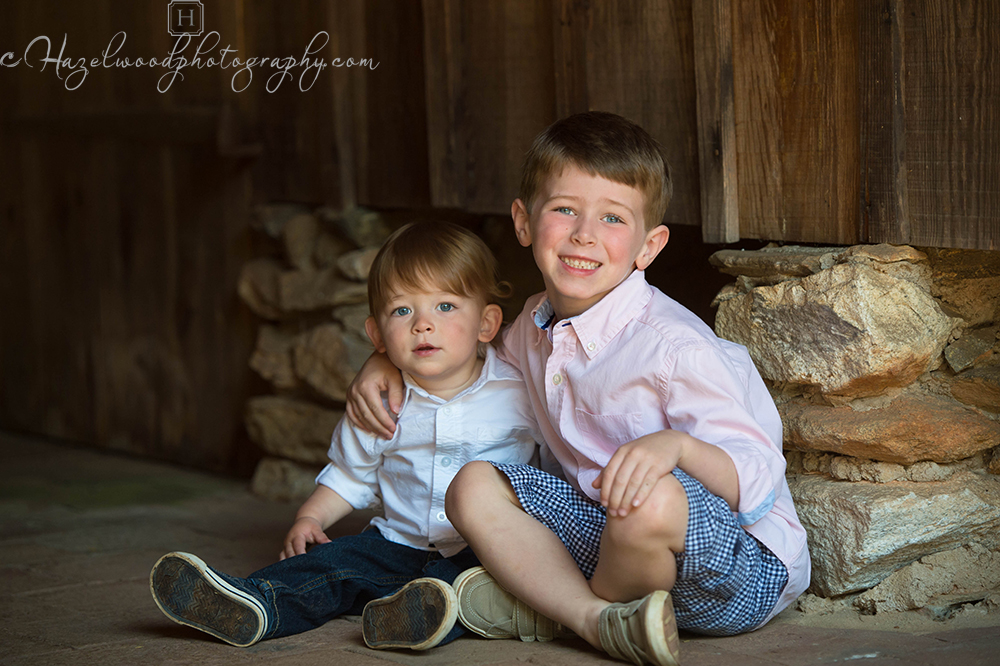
[519,111,673,230]
[367,221,511,316]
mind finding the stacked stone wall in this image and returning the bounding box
[237,204,394,501]
[712,244,1000,618]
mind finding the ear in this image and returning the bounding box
[477,303,504,343]
[511,199,532,248]
[635,225,670,271]
[364,316,387,353]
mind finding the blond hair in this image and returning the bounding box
[519,111,673,230]
[367,221,511,316]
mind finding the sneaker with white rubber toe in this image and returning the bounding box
[149,552,268,647]
[598,590,680,666]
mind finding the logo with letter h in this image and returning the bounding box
[168,1,204,37]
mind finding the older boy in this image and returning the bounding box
[150,221,542,651]
[348,112,811,666]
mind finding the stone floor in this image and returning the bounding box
[2,430,998,666]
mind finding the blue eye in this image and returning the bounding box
[392,306,411,316]
[556,206,574,215]
[603,213,624,224]
[437,303,455,312]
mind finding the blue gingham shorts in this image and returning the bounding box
[490,462,788,636]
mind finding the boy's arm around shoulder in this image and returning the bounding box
[659,338,787,525]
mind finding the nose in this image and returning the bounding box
[570,214,597,245]
[411,312,433,333]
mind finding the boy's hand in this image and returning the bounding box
[592,431,688,517]
[280,517,332,560]
[345,352,404,439]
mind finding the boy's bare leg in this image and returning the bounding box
[589,474,689,603]
[446,462,609,648]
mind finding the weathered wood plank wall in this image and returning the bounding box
[2,0,996,473]
[727,0,997,249]
[1,2,261,472]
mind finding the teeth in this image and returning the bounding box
[562,257,600,270]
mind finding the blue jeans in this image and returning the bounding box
[217,529,480,644]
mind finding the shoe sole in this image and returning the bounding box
[149,552,267,647]
[362,578,458,650]
[643,590,679,666]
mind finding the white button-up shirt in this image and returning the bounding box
[316,346,541,557]
[499,270,810,623]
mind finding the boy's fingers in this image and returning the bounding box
[354,398,394,439]
[345,402,374,435]
[387,379,404,416]
[630,476,657,508]
[606,459,636,514]
[619,471,650,514]
[599,458,620,506]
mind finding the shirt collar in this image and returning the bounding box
[400,344,507,405]
[530,270,652,360]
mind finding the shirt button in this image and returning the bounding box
[441,456,452,467]
[437,511,447,522]
[442,407,452,416]
[587,341,596,351]
[552,374,562,385]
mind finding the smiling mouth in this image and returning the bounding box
[561,256,601,270]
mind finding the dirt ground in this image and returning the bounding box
[2,430,997,666]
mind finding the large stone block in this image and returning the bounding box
[293,324,357,402]
[248,325,298,389]
[710,246,842,281]
[318,206,392,248]
[854,543,1000,614]
[781,392,1000,464]
[944,325,999,373]
[951,366,1000,411]
[787,471,1000,596]
[282,213,321,271]
[337,246,380,282]
[926,247,1000,326]
[278,267,368,312]
[250,457,323,502]
[237,258,284,320]
[716,263,957,397]
[245,395,342,464]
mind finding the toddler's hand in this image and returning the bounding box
[592,431,687,517]
[280,517,331,560]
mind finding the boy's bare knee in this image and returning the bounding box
[605,474,688,552]
[445,461,509,527]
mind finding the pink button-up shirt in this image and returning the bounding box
[499,270,810,623]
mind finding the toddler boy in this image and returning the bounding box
[348,112,811,666]
[150,221,542,651]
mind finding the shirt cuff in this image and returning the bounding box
[737,488,775,525]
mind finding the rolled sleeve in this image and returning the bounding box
[661,341,785,524]
[315,418,382,510]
